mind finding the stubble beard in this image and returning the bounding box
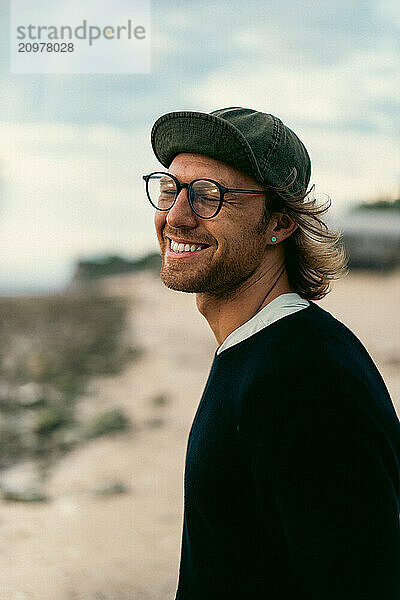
[159,213,269,300]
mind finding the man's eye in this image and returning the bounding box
[196,194,219,202]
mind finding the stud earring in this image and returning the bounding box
[271,236,277,242]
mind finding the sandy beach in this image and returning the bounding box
[0,269,399,600]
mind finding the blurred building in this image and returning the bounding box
[335,210,400,270]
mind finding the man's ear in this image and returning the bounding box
[270,212,297,242]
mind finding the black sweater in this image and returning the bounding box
[174,302,400,599]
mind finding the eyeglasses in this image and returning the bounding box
[142,171,266,219]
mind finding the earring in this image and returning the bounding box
[271,236,277,242]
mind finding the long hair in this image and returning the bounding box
[263,172,348,301]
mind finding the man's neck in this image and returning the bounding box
[195,263,294,346]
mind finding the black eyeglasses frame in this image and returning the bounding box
[142,171,266,219]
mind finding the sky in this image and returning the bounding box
[0,0,399,294]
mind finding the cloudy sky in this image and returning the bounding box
[0,0,399,293]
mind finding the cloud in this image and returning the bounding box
[376,0,400,29]
[182,38,400,208]
[1,0,398,130]
[0,122,160,292]
[184,41,400,128]
[306,128,400,208]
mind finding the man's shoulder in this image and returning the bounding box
[219,302,393,410]
[270,302,388,391]
[219,301,370,373]
[234,303,399,440]
[268,301,371,369]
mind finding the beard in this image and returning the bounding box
[159,213,269,300]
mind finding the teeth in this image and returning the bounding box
[170,239,206,253]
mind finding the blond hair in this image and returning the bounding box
[264,176,348,300]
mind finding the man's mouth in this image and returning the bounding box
[166,236,211,256]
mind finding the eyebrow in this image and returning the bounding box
[167,173,234,188]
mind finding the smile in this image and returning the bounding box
[166,237,210,258]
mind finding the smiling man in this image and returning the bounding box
[144,107,400,600]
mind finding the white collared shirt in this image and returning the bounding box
[217,293,310,355]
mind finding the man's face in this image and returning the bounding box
[154,153,272,299]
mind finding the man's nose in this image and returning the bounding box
[166,188,198,228]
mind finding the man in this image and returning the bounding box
[144,107,400,599]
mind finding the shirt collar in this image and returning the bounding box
[217,292,310,355]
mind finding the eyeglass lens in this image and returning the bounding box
[147,173,221,218]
